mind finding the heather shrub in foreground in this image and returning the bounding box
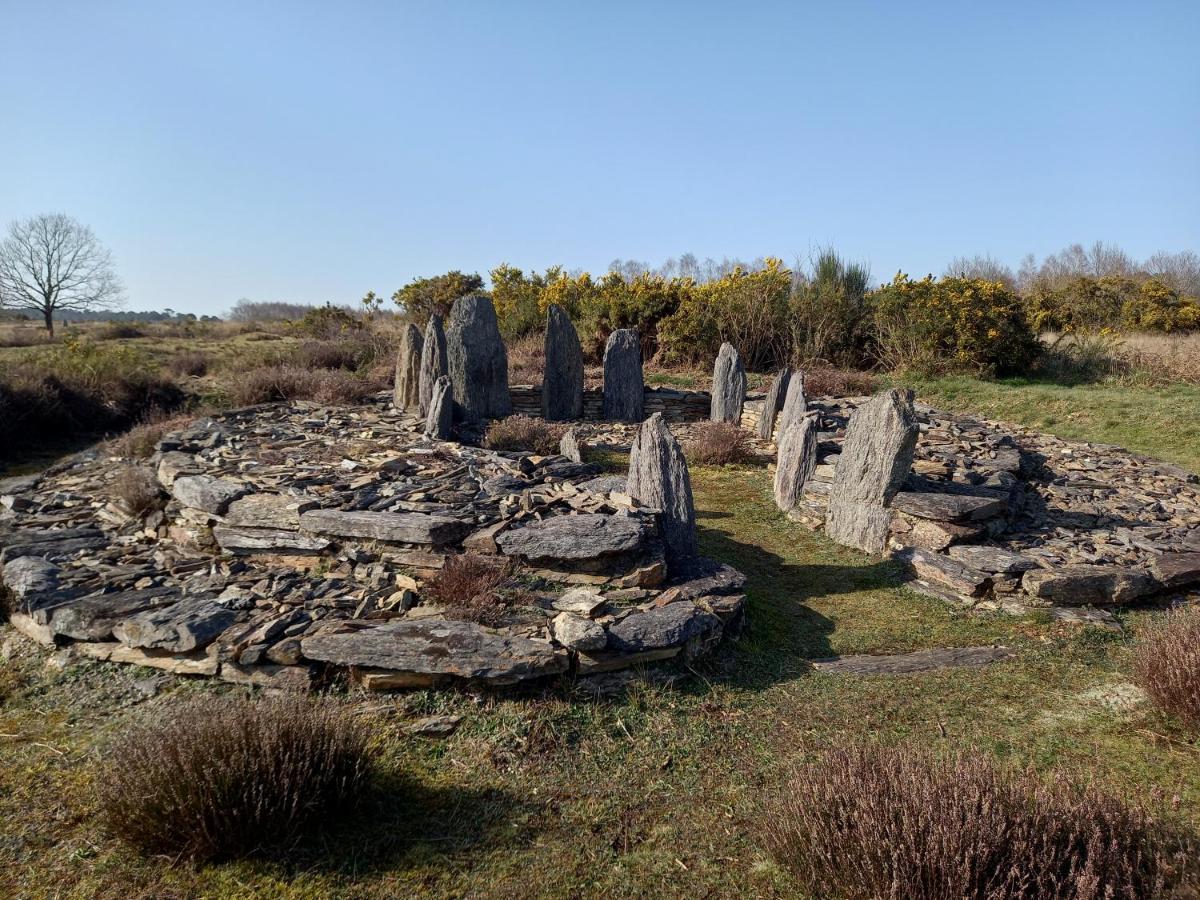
[685,422,753,466]
[100,694,371,862]
[423,553,517,626]
[1133,604,1200,731]
[763,745,1193,899]
[484,414,565,455]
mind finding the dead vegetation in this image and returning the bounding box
[422,553,520,627]
[114,465,163,517]
[484,415,566,455]
[684,421,754,465]
[1133,603,1200,731]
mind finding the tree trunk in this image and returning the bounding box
[43,308,54,337]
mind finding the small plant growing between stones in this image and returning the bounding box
[114,465,162,518]
[483,414,566,456]
[99,694,371,862]
[423,553,522,626]
[1133,603,1200,731]
[684,421,753,466]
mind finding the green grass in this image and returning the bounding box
[903,374,1200,474]
[2,458,1197,898]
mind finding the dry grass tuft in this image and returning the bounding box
[802,365,877,398]
[229,366,383,406]
[507,332,545,385]
[422,553,518,626]
[685,422,753,466]
[1133,604,1200,731]
[763,744,1193,899]
[108,411,195,459]
[99,694,371,862]
[115,465,163,517]
[484,415,566,455]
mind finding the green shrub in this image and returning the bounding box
[99,694,370,861]
[293,303,362,339]
[392,270,484,321]
[871,274,1040,376]
[790,250,872,367]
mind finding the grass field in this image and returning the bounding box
[2,456,1197,898]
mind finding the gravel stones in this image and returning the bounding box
[709,342,747,424]
[542,304,584,421]
[602,329,644,423]
[446,294,511,423]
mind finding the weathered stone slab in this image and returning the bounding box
[559,427,583,463]
[1150,551,1200,588]
[496,513,646,565]
[777,370,807,436]
[47,587,179,641]
[773,415,818,513]
[709,342,747,424]
[1021,565,1158,606]
[891,491,1006,523]
[659,558,747,601]
[757,367,791,440]
[576,646,680,674]
[811,645,1012,675]
[424,375,454,439]
[628,413,696,569]
[171,475,248,515]
[76,641,220,676]
[156,451,202,487]
[552,611,608,650]
[825,389,919,554]
[418,313,449,417]
[946,545,1039,575]
[0,527,107,563]
[889,514,984,551]
[393,323,424,411]
[607,602,721,652]
[223,493,317,529]
[602,329,644,423]
[300,619,568,684]
[543,304,584,421]
[114,598,241,652]
[1,556,68,611]
[893,547,990,597]
[213,525,332,555]
[446,294,511,423]
[299,508,470,545]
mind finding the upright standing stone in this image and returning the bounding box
[418,314,448,417]
[602,329,644,422]
[628,413,696,569]
[393,324,424,411]
[542,304,584,421]
[446,294,511,423]
[825,389,919,553]
[777,370,807,436]
[773,415,818,512]
[709,342,747,424]
[424,376,454,439]
[559,427,583,463]
[757,367,792,440]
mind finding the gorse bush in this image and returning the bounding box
[99,694,371,861]
[1133,604,1200,731]
[872,274,1041,376]
[293,303,363,339]
[1026,275,1200,335]
[763,744,1194,899]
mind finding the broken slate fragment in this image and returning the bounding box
[114,598,241,652]
[171,475,249,515]
[607,602,721,652]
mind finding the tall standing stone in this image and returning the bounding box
[757,367,792,440]
[628,413,696,569]
[825,389,919,553]
[709,342,747,424]
[446,294,511,423]
[418,314,448,417]
[542,304,583,421]
[393,324,424,411]
[424,376,454,439]
[777,370,807,436]
[773,414,818,512]
[602,329,644,423]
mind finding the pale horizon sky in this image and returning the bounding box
[2,0,1198,316]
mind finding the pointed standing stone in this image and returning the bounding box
[825,389,920,554]
[773,415,818,512]
[757,367,792,440]
[446,294,511,423]
[418,314,448,417]
[542,304,584,421]
[394,323,424,411]
[628,413,696,569]
[709,342,747,424]
[602,329,644,422]
[424,376,454,439]
[777,370,807,436]
[559,427,583,463]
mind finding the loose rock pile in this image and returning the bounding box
[0,398,746,690]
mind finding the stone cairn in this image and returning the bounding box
[542,304,584,421]
[602,329,644,423]
[393,323,423,411]
[446,294,511,424]
[418,313,448,418]
[709,342,747,424]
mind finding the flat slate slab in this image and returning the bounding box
[213,524,331,555]
[811,645,1013,675]
[891,491,1007,523]
[946,545,1039,574]
[1150,551,1200,588]
[0,527,107,563]
[171,475,249,515]
[223,494,317,529]
[496,513,646,565]
[607,602,721,652]
[300,619,568,684]
[114,598,240,652]
[299,509,470,545]
[1022,565,1157,606]
[47,586,180,641]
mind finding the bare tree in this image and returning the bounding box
[0,213,124,335]
[943,253,1016,288]
[1144,250,1200,297]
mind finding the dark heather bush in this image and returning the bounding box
[801,365,876,398]
[229,365,382,406]
[422,553,516,626]
[484,414,566,456]
[684,422,753,466]
[763,745,1194,899]
[167,350,210,377]
[1133,604,1200,731]
[100,694,370,862]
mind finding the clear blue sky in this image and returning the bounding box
[2,0,1197,316]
